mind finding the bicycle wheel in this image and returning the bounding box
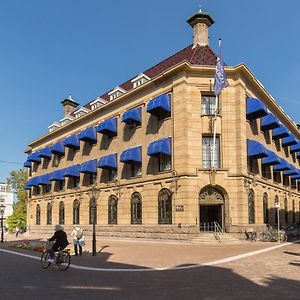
[57,251,71,271]
[41,251,51,269]
[279,232,287,242]
[259,232,266,242]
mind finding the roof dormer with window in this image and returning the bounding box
[74,107,90,119]
[89,97,107,111]
[108,86,126,101]
[60,115,75,126]
[131,73,150,88]
[48,122,61,133]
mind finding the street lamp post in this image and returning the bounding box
[275,201,280,243]
[0,204,6,243]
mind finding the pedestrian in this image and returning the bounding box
[71,226,84,256]
[15,226,20,237]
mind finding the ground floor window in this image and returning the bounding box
[263,193,268,224]
[59,201,65,225]
[248,190,255,224]
[89,198,97,225]
[73,199,80,225]
[131,192,142,224]
[158,188,172,224]
[36,204,41,225]
[46,203,52,225]
[108,195,118,224]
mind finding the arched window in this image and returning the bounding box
[131,192,142,224]
[248,190,255,224]
[46,203,52,225]
[263,193,268,224]
[59,201,65,225]
[292,200,295,224]
[89,197,97,225]
[36,204,41,225]
[108,195,118,224]
[275,196,279,224]
[73,199,80,225]
[284,197,288,224]
[158,188,172,224]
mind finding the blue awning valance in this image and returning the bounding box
[283,165,298,176]
[282,135,297,147]
[79,127,97,144]
[120,146,142,163]
[64,164,80,177]
[292,174,300,180]
[246,97,268,120]
[260,113,280,131]
[27,152,41,163]
[98,153,117,169]
[26,177,39,187]
[273,159,291,171]
[147,137,171,156]
[37,174,51,185]
[23,160,32,168]
[24,183,31,190]
[247,140,268,159]
[290,142,300,154]
[38,147,52,159]
[122,107,141,125]
[147,94,171,116]
[80,159,97,174]
[63,134,80,149]
[261,150,281,166]
[97,118,117,136]
[51,141,65,155]
[50,170,65,181]
[272,125,290,139]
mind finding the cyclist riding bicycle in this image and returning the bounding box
[47,224,69,263]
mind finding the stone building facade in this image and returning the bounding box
[24,11,300,240]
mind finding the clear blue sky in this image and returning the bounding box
[0,0,299,182]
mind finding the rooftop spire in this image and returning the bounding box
[61,94,79,117]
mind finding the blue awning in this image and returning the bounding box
[122,107,141,125]
[79,127,97,143]
[23,183,31,190]
[273,159,291,171]
[37,174,51,185]
[147,137,171,156]
[63,134,80,149]
[260,113,280,131]
[120,146,142,163]
[282,135,297,147]
[290,142,300,154]
[26,177,39,187]
[247,140,268,159]
[50,170,65,181]
[51,141,65,155]
[147,94,171,116]
[261,150,281,166]
[27,152,41,163]
[272,125,290,139]
[64,164,80,177]
[283,165,298,176]
[23,160,32,168]
[97,118,117,136]
[292,174,300,180]
[38,147,52,159]
[246,97,268,120]
[98,153,117,169]
[80,159,97,174]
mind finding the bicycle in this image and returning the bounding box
[41,242,71,271]
[259,227,287,243]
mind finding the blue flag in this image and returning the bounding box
[214,39,229,96]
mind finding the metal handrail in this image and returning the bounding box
[213,221,223,242]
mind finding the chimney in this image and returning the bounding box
[187,9,214,48]
[60,95,79,116]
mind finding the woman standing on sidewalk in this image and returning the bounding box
[71,226,84,256]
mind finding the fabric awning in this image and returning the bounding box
[273,159,291,171]
[27,152,41,163]
[38,147,52,159]
[272,125,290,139]
[79,127,97,144]
[80,159,97,174]
[260,113,280,131]
[97,118,117,136]
[63,134,80,149]
[26,177,39,187]
[37,174,51,185]
[64,164,80,177]
[23,160,32,168]
[98,153,117,169]
[291,174,300,180]
[282,135,297,147]
[147,137,171,156]
[290,142,300,154]
[247,140,268,159]
[49,170,65,181]
[23,183,31,190]
[51,141,65,155]
[122,107,141,125]
[261,150,281,166]
[120,146,142,163]
[146,94,171,116]
[246,97,268,120]
[283,165,298,176]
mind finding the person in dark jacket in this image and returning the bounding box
[48,224,69,262]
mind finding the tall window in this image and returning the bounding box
[36,204,41,225]
[159,153,172,172]
[46,203,52,225]
[71,177,80,189]
[201,95,217,115]
[87,174,96,186]
[89,198,97,225]
[131,192,142,224]
[108,195,118,224]
[108,169,117,182]
[275,196,279,224]
[248,190,255,224]
[73,199,80,225]
[284,198,288,224]
[263,193,268,224]
[202,136,220,168]
[59,201,65,225]
[158,189,172,224]
[131,162,142,177]
[58,180,65,191]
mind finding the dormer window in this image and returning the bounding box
[108,86,126,101]
[90,97,107,110]
[60,115,75,126]
[131,73,150,88]
[48,122,61,133]
[74,107,90,119]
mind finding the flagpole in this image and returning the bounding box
[211,94,218,169]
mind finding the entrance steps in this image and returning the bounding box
[191,232,244,244]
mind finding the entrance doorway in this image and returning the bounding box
[200,204,223,231]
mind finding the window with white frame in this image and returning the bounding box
[201,95,218,115]
[131,73,150,89]
[202,136,220,168]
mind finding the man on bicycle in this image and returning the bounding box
[48,224,69,263]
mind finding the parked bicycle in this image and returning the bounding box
[258,226,287,243]
[41,242,71,271]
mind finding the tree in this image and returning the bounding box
[6,168,28,231]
